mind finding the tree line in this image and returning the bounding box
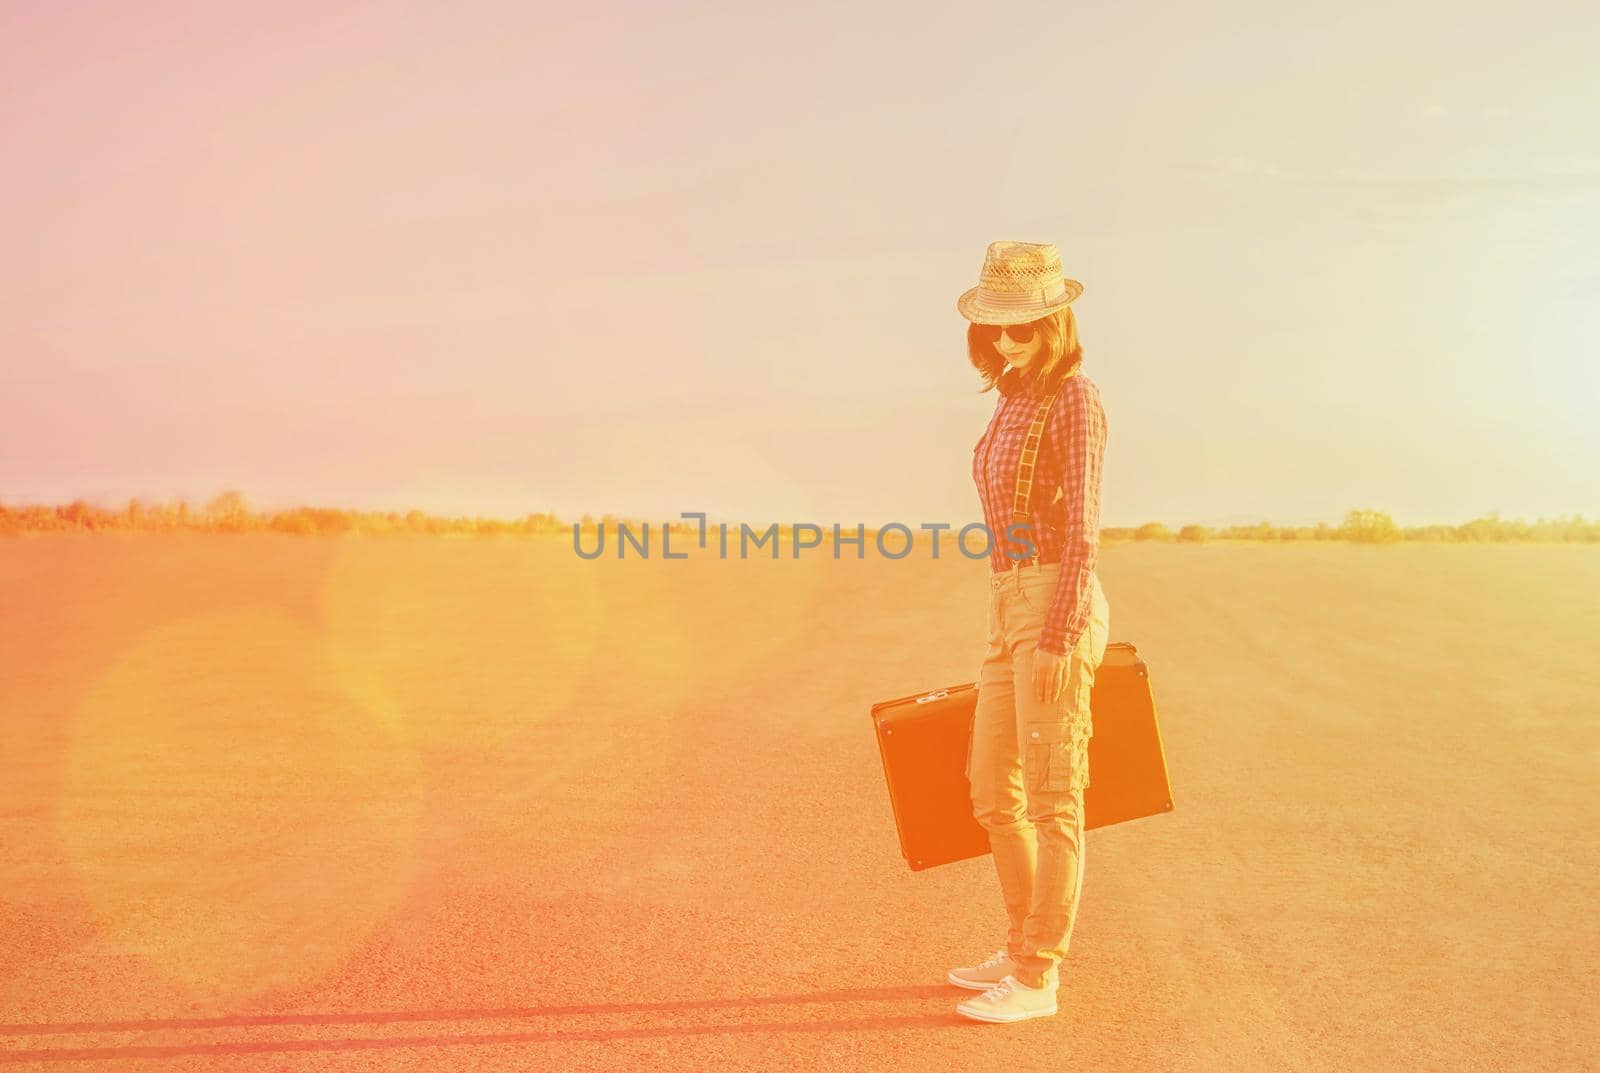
[0,491,564,537]
[1106,509,1600,544]
[1,495,1595,543]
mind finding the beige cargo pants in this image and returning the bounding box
[966,560,1111,990]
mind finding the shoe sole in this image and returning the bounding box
[955,1001,1058,1023]
[947,971,1007,991]
[947,969,1059,991]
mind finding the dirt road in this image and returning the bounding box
[2,535,1594,1070]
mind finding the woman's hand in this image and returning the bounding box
[1032,648,1070,704]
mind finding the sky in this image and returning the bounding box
[2,1,1596,529]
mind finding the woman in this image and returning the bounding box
[948,240,1111,1025]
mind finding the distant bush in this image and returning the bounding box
[1341,508,1402,544]
[268,511,319,535]
[57,499,120,531]
[1134,522,1173,542]
[205,490,255,533]
[1176,524,1210,543]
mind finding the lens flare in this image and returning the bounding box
[318,535,604,755]
[55,608,424,1001]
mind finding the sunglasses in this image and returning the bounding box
[975,320,1042,345]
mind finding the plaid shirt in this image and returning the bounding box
[971,366,1109,656]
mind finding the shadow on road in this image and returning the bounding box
[0,986,986,1062]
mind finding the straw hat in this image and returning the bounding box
[956,240,1083,324]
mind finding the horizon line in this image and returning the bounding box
[1,494,1594,533]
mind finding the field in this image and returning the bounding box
[2,535,1595,1071]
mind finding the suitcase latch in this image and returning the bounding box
[915,689,949,704]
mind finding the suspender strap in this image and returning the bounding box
[1005,370,1077,570]
[1010,388,1059,526]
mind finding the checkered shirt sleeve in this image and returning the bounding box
[1038,375,1108,656]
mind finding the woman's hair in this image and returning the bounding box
[967,305,1084,393]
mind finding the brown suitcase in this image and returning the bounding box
[870,641,1174,870]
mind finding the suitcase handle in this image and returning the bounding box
[914,689,950,704]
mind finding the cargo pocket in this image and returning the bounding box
[1024,722,1075,796]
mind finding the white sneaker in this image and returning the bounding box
[947,949,1020,990]
[955,973,1059,1023]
